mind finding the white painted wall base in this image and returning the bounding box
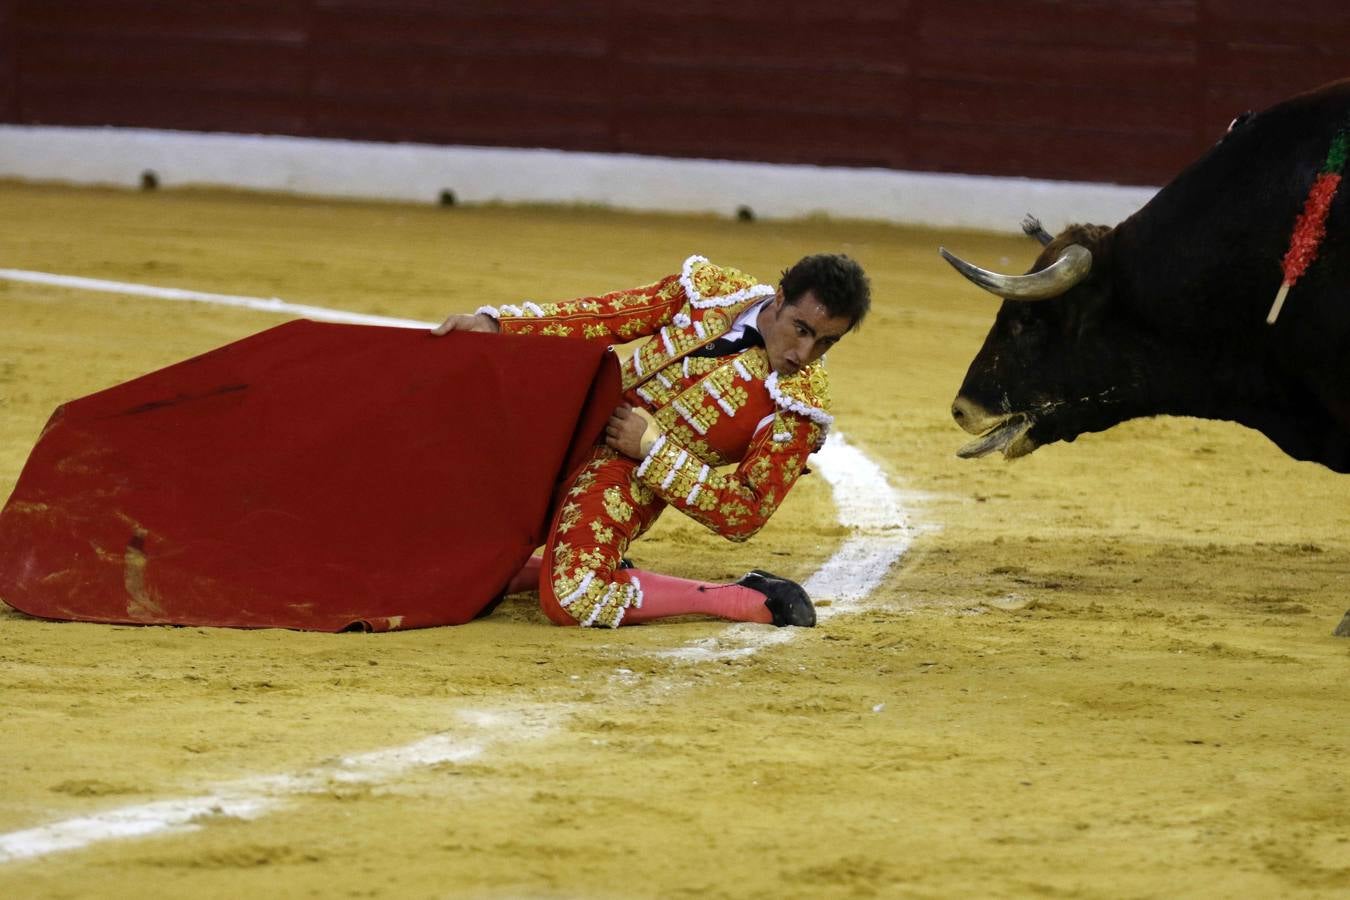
[0,125,1159,234]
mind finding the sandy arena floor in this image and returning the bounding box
[1,182,1348,898]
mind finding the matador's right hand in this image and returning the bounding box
[431,312,500,336]
[605,404,660,460]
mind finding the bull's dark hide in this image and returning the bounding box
[950,78,1350,473]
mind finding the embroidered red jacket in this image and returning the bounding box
[480,255,832,541]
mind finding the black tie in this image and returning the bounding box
[689,326,764,358]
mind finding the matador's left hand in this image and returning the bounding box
[605,403,659,460]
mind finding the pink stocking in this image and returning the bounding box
[622,569,773,625]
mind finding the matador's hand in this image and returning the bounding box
[605,404,659,460]
[431,312,500,336]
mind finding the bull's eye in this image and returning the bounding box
[1008,319,1024,337]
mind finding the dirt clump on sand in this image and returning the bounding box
[1,183,1348,898]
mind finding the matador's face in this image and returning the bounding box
[756,290,853,378]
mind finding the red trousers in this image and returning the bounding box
[538,447,664,627]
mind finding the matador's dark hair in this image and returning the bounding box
[779,254,871,330]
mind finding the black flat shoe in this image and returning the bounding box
[736,569,816,627]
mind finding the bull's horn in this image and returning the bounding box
[938,244,1093,301]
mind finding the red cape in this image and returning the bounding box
[0,320,621,631]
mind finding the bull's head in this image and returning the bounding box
[944,218,1130,459]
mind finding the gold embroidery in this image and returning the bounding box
[636,380,673,409]
[588,447,618,467]
[630,479,655,506]
[655,452,699,499]
[718,384,749,414]
[583,323,609,339]
[541,323,574,337]
[556,572,639,628]
[772,362,831,424]
[579,547,612,571]
[719,499,750,516]
[738,348,771,380]
[602,486,633,523]
[635,344,661,377]
[606,291,650,311]
[568,469,598,497]
[719,499,751,531]
[684,357,721,378]
[804,365,831,419]
[668,327,700,355]
[688,262,756,302]
[652,404,682,434]
[597,280,680,313]
[552,541,575,575]
[634,441,680,496]
[557,502,583,534]
[654,418,718,465]
[673,398,720,435]
[552,567,585,599]
[589,518,615,545]
[617,318,649,339]
[768,415,799,451]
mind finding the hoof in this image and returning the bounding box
[737,569,816,627]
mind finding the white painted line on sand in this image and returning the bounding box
[0,277,923,863]
[0,739,483,863]
[0,268,435,329]
[0,709,556,864]
[807,432,914,613]
[657,431,928,662]
[0,796,275,864]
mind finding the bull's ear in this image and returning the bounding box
[1021,215,1054,246]
[1042,223,1112,260]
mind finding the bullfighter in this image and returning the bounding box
[433,253,870,628]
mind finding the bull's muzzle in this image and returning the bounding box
[951,395,1035,459]
[951,395,997,435]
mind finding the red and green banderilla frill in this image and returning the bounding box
[1267,120,1350,324]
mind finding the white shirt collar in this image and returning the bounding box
[722,297,770,341]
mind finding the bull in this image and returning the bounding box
[943,79,1350,473]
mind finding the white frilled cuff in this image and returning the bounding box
[475,301,545,321]
[764,371,834,428]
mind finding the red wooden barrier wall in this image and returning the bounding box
[3,1,1348,186]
